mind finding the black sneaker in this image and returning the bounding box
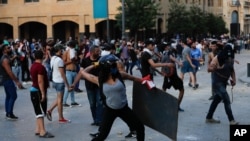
[63,103,70,107]
[71,102,81,107]
[188,83,192,87]
[125,131,137,138]
[178,107,184,112]
[91,122,101,126]
[74,88,83,93]
[195,83,199,88]
[89,132,100,138]
[6,114,18,120]
[208,95,214,100]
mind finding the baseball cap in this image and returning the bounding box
[145,38,155,45]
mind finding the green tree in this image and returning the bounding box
[167,2,228,38]
[115,0,160,41]
[205,13,228,36]
[189,5,207,36]
[167,2,192,36]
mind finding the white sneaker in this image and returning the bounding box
[230,120,239,125]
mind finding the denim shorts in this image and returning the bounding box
[181,61,194,73]
[52,82,65,93]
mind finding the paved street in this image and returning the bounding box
[0,50,250,141]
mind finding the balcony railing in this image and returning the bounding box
[231,0,241,7]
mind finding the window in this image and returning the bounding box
[218,0,222,7]
[25,0,39,2]
[208,0,214,7]
[0,0,7,4]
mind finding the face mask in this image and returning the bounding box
[101,50,110,56]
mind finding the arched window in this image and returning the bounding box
[231,11,238,23]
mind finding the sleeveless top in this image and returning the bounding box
[0,55,12,82]
[103,79,127,109]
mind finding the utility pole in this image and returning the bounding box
[107,0,110,42]
[122,0,125,39]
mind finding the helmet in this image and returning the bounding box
[99,54,119,75]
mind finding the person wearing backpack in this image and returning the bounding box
[0,44,22,120]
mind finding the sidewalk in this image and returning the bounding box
[0,50,249,141]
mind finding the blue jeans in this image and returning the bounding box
[3,79,17,115]
[12,66,22,82]
[63,71,77,104]
[127,60,141,75]
[86,88,104,123]
[206,82,235,121]
[75,65,80,89]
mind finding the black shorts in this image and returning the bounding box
[30,91,47,118]
[162,74,184,90]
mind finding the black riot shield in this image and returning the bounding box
[132,81,178,141]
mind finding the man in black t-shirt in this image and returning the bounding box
[81,45,103,126]
[140,39,174,80]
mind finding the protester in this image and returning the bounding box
[207,41,218,100]
[140,39,174,80]
[30,50,54,138]
[161,42,184,112]
[62,40,80,107]
[47,44,71,123]
[80,45,103,126]
[189,41,202,89]
[72,54,148,141]
[179,38,196,89]
[205,44,239,125]
[0,44,22,120]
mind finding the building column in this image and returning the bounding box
[47,16,53,38]
[13,17,19,39]
[79,15,85,33]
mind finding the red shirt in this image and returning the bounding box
[30,62,49,90]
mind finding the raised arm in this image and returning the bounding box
[72,67,99,88]
[119,71,142,83]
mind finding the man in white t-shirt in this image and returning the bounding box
[47,44,72,123]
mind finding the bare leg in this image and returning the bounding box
[37,117,46,136]
[178,89,184,107]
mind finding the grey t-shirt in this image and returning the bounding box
[103,79,127,109]
[182,46,191,62]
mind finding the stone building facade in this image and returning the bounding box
[0,0,249,42]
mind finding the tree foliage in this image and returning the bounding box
[115,0,160,38]
[167,2,228,38]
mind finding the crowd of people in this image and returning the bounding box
[0,34,244,139]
